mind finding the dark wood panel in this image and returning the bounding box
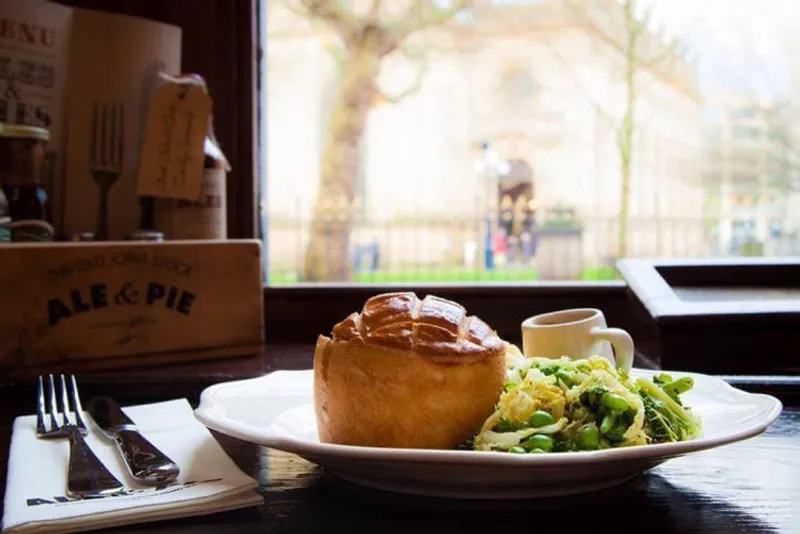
[659,323,800,375]
[656,258,800,288]
[261,283,643,348]
[722,375,800,407]
[618,258,800,375]
[54,0,258,239]
[618,258,800,321]
[0,343,660,403]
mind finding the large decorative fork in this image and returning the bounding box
[90,102,125,241]
[36,374,125,498]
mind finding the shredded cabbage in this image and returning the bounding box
[468,347,701,454]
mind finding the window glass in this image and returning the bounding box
[262,0,800,283]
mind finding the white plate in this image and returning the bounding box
[194,368,782,499]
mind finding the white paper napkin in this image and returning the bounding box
[2,399,262,534]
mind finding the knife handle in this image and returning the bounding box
[113,428,180,485]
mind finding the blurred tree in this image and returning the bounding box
[551,0,693,258]
[285,0,470,281]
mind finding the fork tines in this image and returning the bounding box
[36,374,89,436]
[90,102,125,171]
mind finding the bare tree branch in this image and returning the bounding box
[628,1,647,38]
[278,1,349,70]
[636,23,698,71]
[368,0,383,20]
[564,0,627,56]
[279,0,314,21]
[637,40,682,70]
[540,39,616,125]
[398,41,428,62]
[641,10,702,70]
[566,0,693,75]
[378,53,429,103]
[298,0,359,39]
[388,0,470,42]
[325,42,348,72]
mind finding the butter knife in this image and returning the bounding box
[87,396,180,485]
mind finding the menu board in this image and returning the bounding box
[0,0,72,222]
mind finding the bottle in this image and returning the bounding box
[0,188,9,243]
[59,232,95,242]
[124,230,164,242]
[161,133,229,239]
[152,74,230,240]
[0,124,54,242]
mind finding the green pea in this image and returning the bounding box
[600,413,617,435]
[577,424,600,450]
[523,434,553,452]
[530,448,546,454]
[601,392,630,411]
[556,370,574,387]
[508,446,526,454]
[528,410,555,428]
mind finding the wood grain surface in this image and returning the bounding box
[0,240,263,371]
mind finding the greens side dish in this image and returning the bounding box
[467,346,701,454]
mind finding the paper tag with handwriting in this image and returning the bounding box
[136,81,211,200]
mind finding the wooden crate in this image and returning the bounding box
[0,240,264,371]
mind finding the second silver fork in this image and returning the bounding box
[36,374,125,498]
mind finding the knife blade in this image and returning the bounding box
[87,396,180,485]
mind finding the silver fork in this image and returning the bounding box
[36,374,125,498]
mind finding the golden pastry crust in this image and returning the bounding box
[314,292,506,449]
[330,292,505,360]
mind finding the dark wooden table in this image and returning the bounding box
[1,347,798,534]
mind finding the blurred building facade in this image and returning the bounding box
[264,0,707,274]
[702,94,800,256]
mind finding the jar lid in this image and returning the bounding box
[0,123,50,141]
[124,230,164,242]
[63,232,95,242]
